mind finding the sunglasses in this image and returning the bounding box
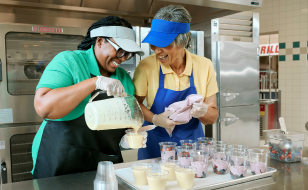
[105,38,135,60]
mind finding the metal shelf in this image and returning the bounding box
[10,92,35,95]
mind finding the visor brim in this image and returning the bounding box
[142,31,178,48]
[113,38,144,56]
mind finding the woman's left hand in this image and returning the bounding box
[191,102,209,118]
[120,125,156,149]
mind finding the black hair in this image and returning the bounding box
[77,16,132,50]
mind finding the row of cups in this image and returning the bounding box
[131,138,270,190]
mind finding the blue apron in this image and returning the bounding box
[138,67,205,160]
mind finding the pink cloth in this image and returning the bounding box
[165,94,203,122]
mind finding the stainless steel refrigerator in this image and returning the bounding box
[209,12,260,147]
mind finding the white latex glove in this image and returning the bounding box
[120,125,156,149]
[190,102,209,118]
[152,110,188,130]
[96,76,127,97]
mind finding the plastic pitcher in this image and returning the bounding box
[85,91,144,131]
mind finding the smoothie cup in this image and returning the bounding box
[180,139,197,149]
[131,163,153,185]
[248,148,269,175]
[228,151,247,179]
[159,142,177,162]
[197,141,214,153]
[174,165,197,189]
[176,145,193,166]
[191,150,209,178]
[126,129,145,149]
[159,160,181,181]
[228,144,249,152]
[210,146,229,175]
[197,137,215,142]
[146,169,169,190]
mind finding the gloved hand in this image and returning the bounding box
[120,125,156,149]
[190,102,209,118]
[96,76,127,97]
[152,110,188,130]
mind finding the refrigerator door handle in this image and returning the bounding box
[220,117,239,122]
[222,93,239,101]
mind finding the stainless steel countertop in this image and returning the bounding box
[2,157,308,190]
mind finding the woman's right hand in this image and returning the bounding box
[96,76,127,97]
[152,111,188,130]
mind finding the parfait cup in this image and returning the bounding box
[180,139,197,149]
[174,165,197,189]
[213,141,229,147]
[191,150,209,178]
[228,151,248,179]
[248,148,270,175]
[210,146,229,175]
[176,145,193,166]
[159,160,181,181]
[197,137,215,143]
[131,163,153,185]
[159,142,177,162]
[197,141,213,154]
[145,169,169,190]
[228,144,249,152]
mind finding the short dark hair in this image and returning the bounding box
[77,16,132,50]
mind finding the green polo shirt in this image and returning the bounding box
[31,45,135,173]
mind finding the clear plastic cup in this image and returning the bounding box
[228,151,248,179]
[159,142,177,162]
[197,141,214,153]
[180,139,197,149]
[210,146,229,175]
[248,148,269,175]
[197,137,215,142]
[213,141,229,147]
[228,144,249,152]
[174,165,197,189]
[176,145,193,166]
[131,163,153,185]
[125,129,145,149]
[94,161,118,190]
[159,160,181,181]
[191,150,209,178]
[146,169,169,190]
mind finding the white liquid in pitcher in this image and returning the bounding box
[85,96,143,131]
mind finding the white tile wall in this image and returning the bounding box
[253,0,308,147]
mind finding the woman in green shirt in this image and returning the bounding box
[32,16,152,179]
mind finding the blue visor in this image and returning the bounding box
[142,19,190,48]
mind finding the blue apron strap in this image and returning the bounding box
[190,69,194,87]
[159,67,164,89]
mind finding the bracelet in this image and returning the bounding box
[152,114,158,127]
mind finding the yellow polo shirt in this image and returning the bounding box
[133,50,219,109]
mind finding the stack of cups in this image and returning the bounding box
[174,165,197,189]
[131,163,153,185]
[248,148,269,175]
[145,169,169,190]
[228,151,248,179]
[159,142,177,162]
[210,145,229,175]
[176,145,193,166]
[191,150,210,178]
[94,161,118,190]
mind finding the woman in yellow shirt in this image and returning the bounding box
[133,5,219,160]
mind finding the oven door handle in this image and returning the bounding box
[1,162,7,184]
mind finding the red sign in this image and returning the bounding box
[260,105,265,116]
[259,43,279,56]
[32,27,63,33]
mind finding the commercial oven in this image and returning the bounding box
[0,23,87,183]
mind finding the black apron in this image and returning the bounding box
[33,86,125,179]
